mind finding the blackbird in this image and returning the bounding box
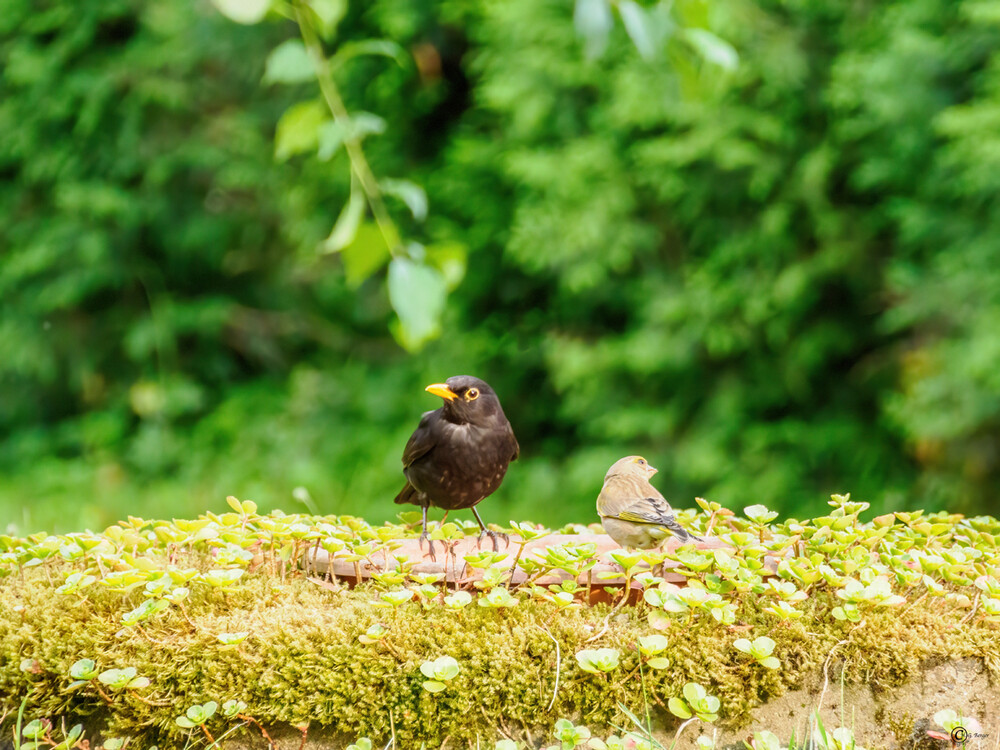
[596,456,702,549]
[395,375,519,558]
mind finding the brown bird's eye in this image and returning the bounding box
[465,388,480,401]
[637,458,646,465]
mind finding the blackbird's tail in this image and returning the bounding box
[394,482,418,505]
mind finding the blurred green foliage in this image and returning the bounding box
[2,0,999,532]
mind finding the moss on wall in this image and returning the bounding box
[1,568,995,747]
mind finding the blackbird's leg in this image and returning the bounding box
[471,506,509,553]
[419,504,437,562]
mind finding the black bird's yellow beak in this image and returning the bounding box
[425,383,458,401]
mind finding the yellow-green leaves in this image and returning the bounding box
[175,701,217,729]
[216,632,249,648]
[733,636,780,670]
[419,655,460,692]
[668,682,720,722]
[99,667,150,691]
[478,587,518,608]
[744,504,780,524]
[553,718,592,748]
[637,634,670,669]
[575,647,620,674]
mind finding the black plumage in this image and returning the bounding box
[395,375,519,557]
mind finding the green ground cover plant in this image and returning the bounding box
[1,495,998,748]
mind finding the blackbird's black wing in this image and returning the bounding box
[401,410,442,469]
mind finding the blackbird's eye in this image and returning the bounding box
[465,388,480,401]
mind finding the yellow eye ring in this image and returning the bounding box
[465,388,480,401]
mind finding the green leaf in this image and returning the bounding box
[574,0,613,59]
[337,224,391,286]
[317,121,347,161]
[317,113,386,161]
[22,720,47,740]
[275,100,328,161]
[388,258,447,350]
[752,636,776,656]
[683,682,707,704]
[422,679,446,692]
[332,40,408,70]
[380,179,427,222]
[175,716,195,729]
[346,112,387,140]
[69,658,97,680]
[617,1,655,59]
[760,656,781,670]
[98,667,137,688]
[647,657,670,669]
[668,696,692,719]
[323,188,367,253]
[210,0,271,24]
[638,633,668,655]
[263,40,314,85]
[683,29,739,71]
[424,242,467,290]
[309,0,348,39]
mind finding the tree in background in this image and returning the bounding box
[1,0,998,531]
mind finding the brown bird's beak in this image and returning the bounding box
[425,383,458,401]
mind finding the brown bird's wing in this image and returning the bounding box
[606,494,675,526]
[401,410,442,468]
[599,482,700,542]
[610,497,699,542]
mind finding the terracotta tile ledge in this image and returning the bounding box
[306,533,777,593]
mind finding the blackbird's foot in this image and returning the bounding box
[478,529,509,553]
[470,507,508,553]
[419,529,438,562]
[419,505,437,562]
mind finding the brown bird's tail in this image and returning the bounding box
[665,517,702,544]
[394,482,418,505]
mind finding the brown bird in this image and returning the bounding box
[395,375,519,558]
[596,456,702,549]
